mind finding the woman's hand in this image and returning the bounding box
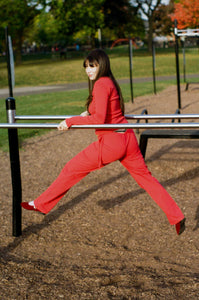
[80,110,89,117]
[58,120,69,131]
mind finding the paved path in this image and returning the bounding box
[0,74,199,99]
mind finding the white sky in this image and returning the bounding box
[134,0,170,20]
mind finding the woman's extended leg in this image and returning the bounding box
[33,140,101,213]
[120,132,185,225]
[34,133,127,214]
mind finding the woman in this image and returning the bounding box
[21,49,186,235]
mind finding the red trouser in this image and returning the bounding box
[35,130,184,224]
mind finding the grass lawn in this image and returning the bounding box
[0,47,198,151]
[0,79,175,152]
[0,48,199,88]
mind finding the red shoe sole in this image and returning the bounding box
[21,202,45,214]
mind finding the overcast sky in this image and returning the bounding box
[132,0,170,20]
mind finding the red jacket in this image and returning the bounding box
[65,77,127,135]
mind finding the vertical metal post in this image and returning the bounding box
[152,40,157,95]
[98,28,102,48]
[182,39,186,83]
[5,27,13,97]
[174,19,181,109]
[6,97,22,237]
[129,39,134,103]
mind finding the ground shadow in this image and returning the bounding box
[193,205,199,231]
[145,140,199,162]
[98,166,199,204]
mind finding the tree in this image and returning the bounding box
[0,0,43,64]
[0,0,146,61]
[170,0,199,29]
[47,0,144,47]
[27,11,60,48]
[132,0,164,52]
[48,0,105,47]
[153,2,174,36]
[103,0,144,39]
[72,0,105,47]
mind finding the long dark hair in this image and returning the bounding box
[83,49,124,115]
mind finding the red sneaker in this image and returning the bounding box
[21,202,45,215]
[176,218,186,235]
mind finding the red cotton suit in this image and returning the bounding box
[34,77,184,225]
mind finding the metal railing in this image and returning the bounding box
[1,113,199,129]
[174,28,199,37]
[14,113,199,121]
[1,122,199,129]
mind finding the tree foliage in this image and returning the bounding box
[132,0,163,52]
[171,0,199,29]
[153,3,174,36]
[0,0,42,63]
[0,0,146,63]
[46,0,144,46]
[28,11,60,47]
[46,0,104,46]
[103,0,144,39]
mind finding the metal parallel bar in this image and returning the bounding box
[175,28,199,37]
[1,123,199,129]
[14,114,199,121]
[177,33,199,37]
[125,114,199,120]
[15,115,75,120]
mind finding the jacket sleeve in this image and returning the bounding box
[65,79,110,128]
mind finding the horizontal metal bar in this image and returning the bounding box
[0,123,58,129]
[1,123,199,129]
[125,114,199,120]
[177,29,199,33]
[15,115,75,120]
[177,32,199,37]
[14,114,199,121]
[176,28,199,37]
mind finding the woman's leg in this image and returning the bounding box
[34,133,127,214]
[120,132,185,225]
[34,140,102,213]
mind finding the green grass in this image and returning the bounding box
[0,89,87,151]
[0,80,173,152]
[0,48,198,151]
[0,49,198,88]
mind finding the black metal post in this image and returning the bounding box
[152,41,157,95]
[174,19,181,109]
[5,27,13,97]
[182,39,186,83]
[129,39,134,103]
[6,97,22,237]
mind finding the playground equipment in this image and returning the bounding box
[181,36,199,91]
[1,96,199,237]
[110,38,138,50]
[139,129,199,159]
[2,25,199,237]
[174,20,199,109]
[110,22,199,109]
[110,38,156,102]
